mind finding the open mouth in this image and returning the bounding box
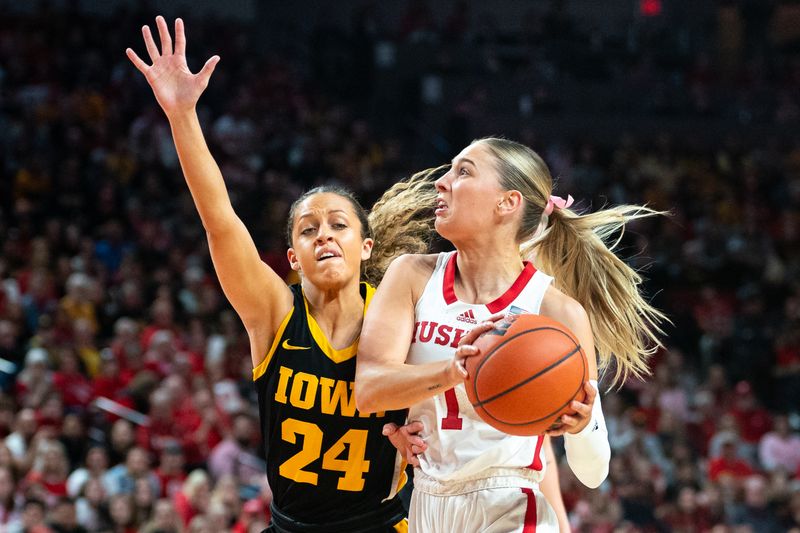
[317,251,342,261]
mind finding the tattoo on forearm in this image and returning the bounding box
[427,384,442,391]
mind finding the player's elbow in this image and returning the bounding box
[565,432,611,489]
[573,446,610,488]
[354,366,380,414]
[576,462,609,489]
[354,384,378,414]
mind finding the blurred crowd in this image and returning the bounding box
[1,1,799,532]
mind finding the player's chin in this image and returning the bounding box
[433,217,455,239]
[307,267,357,288]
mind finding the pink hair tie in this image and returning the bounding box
[543,194,574,216]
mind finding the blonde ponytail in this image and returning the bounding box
[476,137,668,385]
[532,205,668,384]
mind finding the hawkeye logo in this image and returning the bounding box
[282,339,310,351]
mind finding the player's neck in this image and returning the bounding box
[303,280,364,348]
[453,247,525,305]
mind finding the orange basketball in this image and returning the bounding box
[464,313,589,436]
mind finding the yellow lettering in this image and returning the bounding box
[290,372,318,410]
[274,366,293,404]
[322,429,370,491]
[279,419,323,485]
[319,377,357,417]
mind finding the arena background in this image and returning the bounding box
[0,0,799,531]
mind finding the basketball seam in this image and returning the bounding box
[476,352,587,427]
[469,325,587,428]
[469,326,578,407]
[472,345,581,408]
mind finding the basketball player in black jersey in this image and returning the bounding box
[127,16,412,532]
[128,16,574,532]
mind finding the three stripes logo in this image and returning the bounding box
[456,309,478,324]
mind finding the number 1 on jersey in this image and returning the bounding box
[441,388,463,430]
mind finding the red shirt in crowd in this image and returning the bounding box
[52,370,94,408]
[155,468,186,499]
[708,456,755,482]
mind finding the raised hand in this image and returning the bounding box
[126,16,219,117]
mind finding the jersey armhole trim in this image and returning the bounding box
[362,281,376,315]
[252,307,295,381]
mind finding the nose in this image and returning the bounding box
[315,224,333,243]
[435,169,452,192]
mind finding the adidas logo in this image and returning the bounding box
[456,309,477,324]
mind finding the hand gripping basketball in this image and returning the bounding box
[448,313,507,383]
[545,381,597,436]
[465,314,590,436]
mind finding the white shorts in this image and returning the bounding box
[409,477,558,533]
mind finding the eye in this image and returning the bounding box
[459,167,469,176]
[300,227,316,236]
[332,223,348,230]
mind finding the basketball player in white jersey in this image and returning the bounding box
[356,137,666,532]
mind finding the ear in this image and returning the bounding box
[497,190,523,216]
[287,248,301,272]
[360,238,374,262]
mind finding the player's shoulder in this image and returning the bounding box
[386,253,438,277]
[380,254,438,299]
[540,285,590,330]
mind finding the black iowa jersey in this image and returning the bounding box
[253,283,407,528]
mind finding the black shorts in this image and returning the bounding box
[264,497,407,533]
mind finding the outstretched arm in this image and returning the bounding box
[127,17,292,365]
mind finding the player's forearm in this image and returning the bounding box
[540,438,571,532]
[564,381,610,488]
[167,110,237,232]
[355,360,455,413]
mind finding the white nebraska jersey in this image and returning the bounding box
[407,251,554,490]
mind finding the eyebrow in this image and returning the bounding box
[452,157,477,168]
[297,209,348,220]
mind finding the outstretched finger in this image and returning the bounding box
[156,15,173,56]
[174,18,186,56]
[125,48,149,74]
[142,25,160,62]
[197,55,220,85]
